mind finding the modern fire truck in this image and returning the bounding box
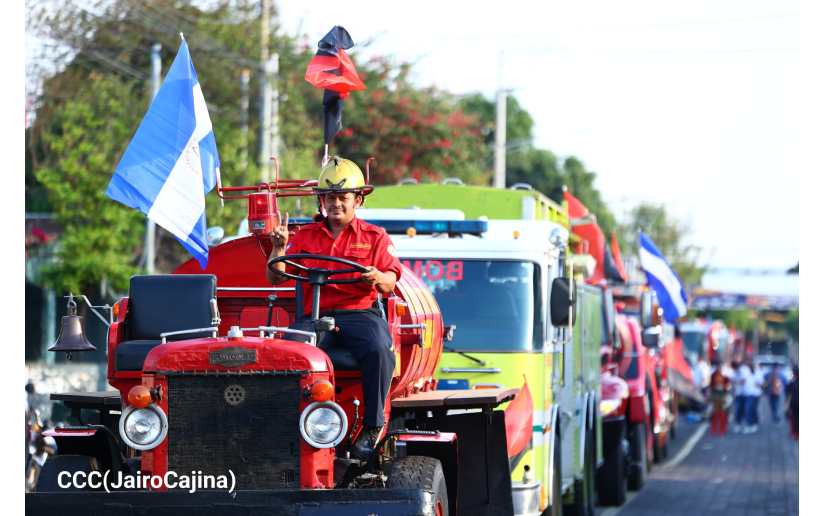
[26,175,579,516]
[364,183,609,516]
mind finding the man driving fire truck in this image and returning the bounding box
[266,156,401,459]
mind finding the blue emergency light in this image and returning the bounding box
[284,218,487,235]
[364,219,488,235]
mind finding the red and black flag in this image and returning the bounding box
[564,189,626,284]
[304,26,366,144]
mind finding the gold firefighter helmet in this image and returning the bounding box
[314,156,374,196]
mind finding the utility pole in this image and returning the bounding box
[493,88,508,188]
[259,0,272,182]
[240,68,250,173]
[145,42,161,274]
[270,53,280,163]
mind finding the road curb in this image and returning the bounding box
[661,422,708,470]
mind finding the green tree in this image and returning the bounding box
[318,57,490,185]
[560,157,617,237]
[784,308,799,342]
[694,308,758,333]
[457,93,617,235]
[619,202,706,286]
[458,93,534,150]
[505,148,562,196]
[35,74,146,294]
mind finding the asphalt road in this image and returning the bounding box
[596,398,799,516]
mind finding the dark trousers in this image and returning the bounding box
[745,395,758,426]
[734,395,746,425]
[769,394,781,422]
[317,308,396,428]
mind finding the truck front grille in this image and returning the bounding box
[166,374,302,489]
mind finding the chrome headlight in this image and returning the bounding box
[299,401,348,448]
[119,404,168,450]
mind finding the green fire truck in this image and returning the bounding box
[360,183,606,516]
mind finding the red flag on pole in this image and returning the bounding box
[304,26,366,145]
[610,232,628,282]
[564,190,626,284]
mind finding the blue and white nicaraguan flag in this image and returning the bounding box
[106,38,220,269]
[638,232,688,324]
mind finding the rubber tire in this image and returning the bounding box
[583,429,596,516]
[652,432,663,463]
[387,455,449,516]
[545,431,563,516]
[596,428,627,506]
[34,454,95,492]
[563,429,595,516]
[627,423,647,491]
[670,393,679,439]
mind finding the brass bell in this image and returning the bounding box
[49,294,96,359]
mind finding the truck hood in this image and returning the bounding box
[143,337,332,374]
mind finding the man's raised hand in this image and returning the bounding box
[270,211,290,252]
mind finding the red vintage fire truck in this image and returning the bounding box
[26,173,573,515]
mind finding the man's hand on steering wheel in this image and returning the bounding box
[360,266,383,287]
[267,254,370,285]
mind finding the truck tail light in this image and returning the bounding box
[248,192,279,235]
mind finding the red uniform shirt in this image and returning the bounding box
[286,217,403,315]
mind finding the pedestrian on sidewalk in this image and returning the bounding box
[709,360,732,435]
[742,361,762,434]
[731,360,746,433]
[785,365,799,441]
[765,365,786,423]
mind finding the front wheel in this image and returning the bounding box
[545,431,563,516]
[670,393,679,439]
[596,426,627,506]
[627,423,647,491]
[564,428,595,516]
[387,455,449,516]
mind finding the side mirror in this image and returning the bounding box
[642,326,661,348]
[640,291,653,328]
[550,277,577,327]
[640,291,661,329]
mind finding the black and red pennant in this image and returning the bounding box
[304,26,366,144]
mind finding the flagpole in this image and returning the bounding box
[259,0,272,182]
[145,42,162,274]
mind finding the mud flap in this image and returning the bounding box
[429,410,514,516]
[26,488,435,516]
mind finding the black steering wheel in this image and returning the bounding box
[267,253,370,285]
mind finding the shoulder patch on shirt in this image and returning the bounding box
[387,245,397,256]
[360,221,385,234]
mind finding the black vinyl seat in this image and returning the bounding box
[115,274,217,371]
